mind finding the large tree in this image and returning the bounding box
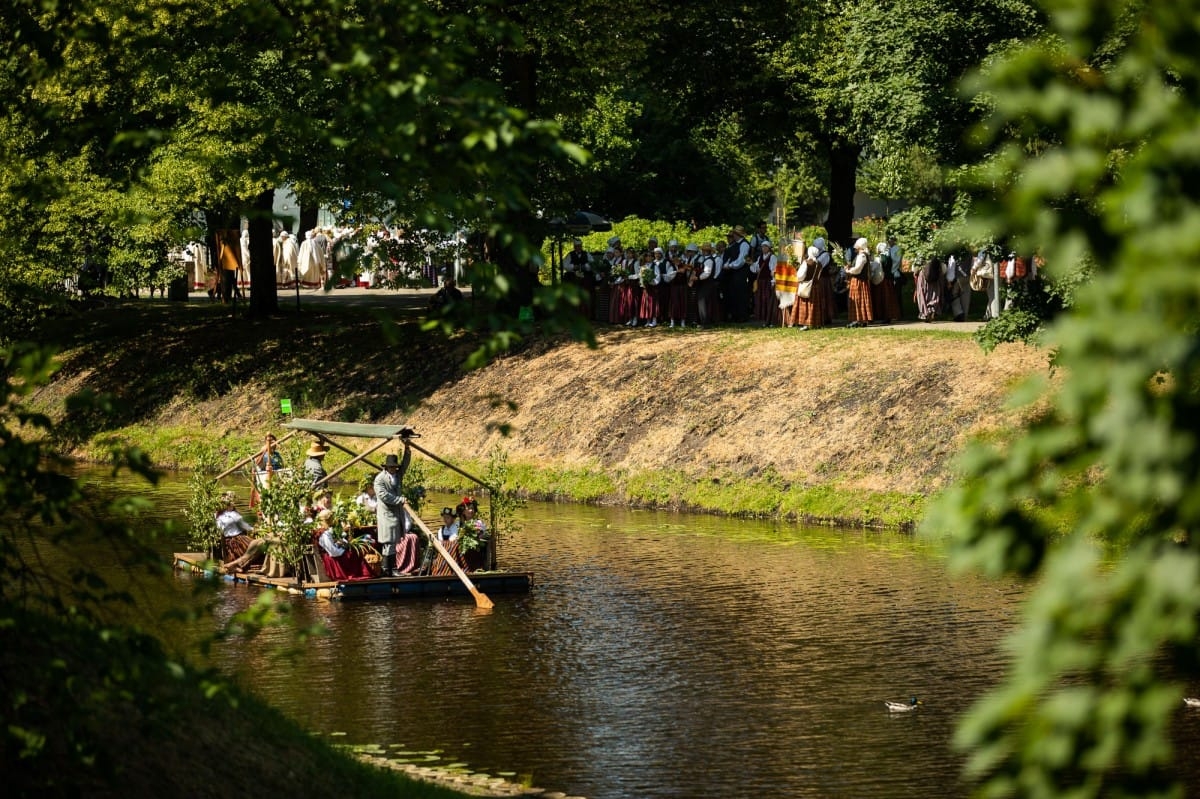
[772,0,1042,244]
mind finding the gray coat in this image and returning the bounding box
[373,449,410,543]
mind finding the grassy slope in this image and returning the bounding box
[28,299,1049,528]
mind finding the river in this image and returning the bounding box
[68,466,1200,799]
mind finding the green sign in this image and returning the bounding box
[280,398,292,414]
[518,305,534,322]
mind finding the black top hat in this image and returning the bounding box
[383,454,401,468]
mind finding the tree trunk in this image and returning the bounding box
[298,203,319,239]
[823,143,861,248]
[248,189,278,317]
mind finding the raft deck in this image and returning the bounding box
[173,552,533,600]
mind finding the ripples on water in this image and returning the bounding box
[68,469,1200,799]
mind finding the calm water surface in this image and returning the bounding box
[71,467,1200,799]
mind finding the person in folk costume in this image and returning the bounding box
[216,491,266,571]
[749,220,770,252]
[668,242,694,328]
[296,229,323,287]
[888,236,907,316]
[185,240,209,290]
[563,237,594,316]
[791,242,834,330]
[315,227,336,284]
[638,246,667,327]
[870,242,902,323]
[605,244,625,325]
[773,243,799,326]
[274,230,299,287]
[844,237,875,328]
[239,228,252,291]
[562,237,587,285]
[695,241,722,327]
[432,491,487,573]
[661,240,683,326]
[215,229,242,303]
[720,225,753,323]
[751,239,780,326]
[623,248,644,327]
[945,252,972,321]
[373,447,421,576]
[971,249,1000,320]
[1001,250,1032,311]
[313,509,375,581]
[915,255,946,321]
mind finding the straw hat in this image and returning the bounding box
[306,441,329,457]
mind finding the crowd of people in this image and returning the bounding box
[563,222,1037,329]
[219,434,490,583]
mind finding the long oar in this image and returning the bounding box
[406,504,494,610]
[214,430,298,481]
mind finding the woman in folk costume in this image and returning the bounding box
[313,509,374,581]
[274,230,299,286]
[945,253,972,321]
[638,247,667,327]
[870,242,902,323]
[915,255,946,321]
[621,249,643,326]
[774,244,799,326]
[239,229,252,290]
[297,229,325,287]
[751,239,780,326]
[668,243,694,328]
[658,241,681,327]
[791,243,834,330]
[844,237,875,328]
[606,245,627,325]
[186,240,209,290]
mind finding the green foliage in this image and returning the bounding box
[255,469,312,572]
[974,277,1064,352]
[481,445,524,548]
[885,205,944,267]
[923,0,1200,795]
[183,453,224,553]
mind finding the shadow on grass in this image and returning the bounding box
[34,298,525,447]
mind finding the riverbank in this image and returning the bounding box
[27,296,1049,529]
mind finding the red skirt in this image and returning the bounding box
[871,278,901,321]
[847,276,875,322]
[320,549,376,581]
[752,271,780,325]
[791,273,834,328]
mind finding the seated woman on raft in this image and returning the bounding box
[313,509,376,581]
[217,491,266,571]
[429,496,490,576]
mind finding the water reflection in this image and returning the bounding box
[61,467,1200,798]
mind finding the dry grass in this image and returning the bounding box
[27,301,1052,508]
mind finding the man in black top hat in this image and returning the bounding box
[373,446,411,576]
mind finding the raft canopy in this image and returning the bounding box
[282,418,414,439]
